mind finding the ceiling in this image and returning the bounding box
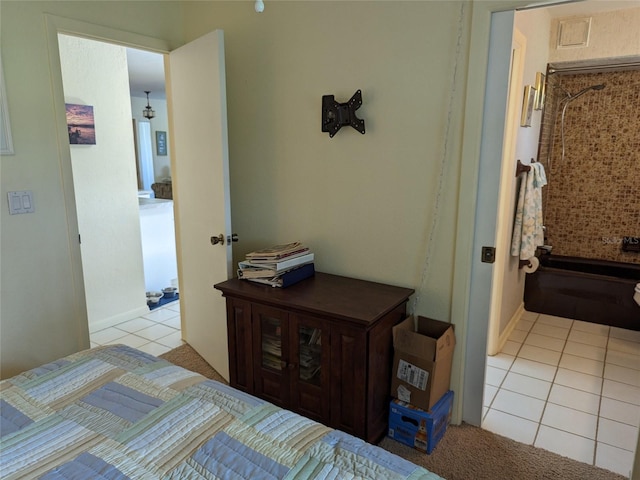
[126,48,165,100]
[124,0,640,100]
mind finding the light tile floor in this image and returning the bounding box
[90,300,183,357]
[483,311,640,478]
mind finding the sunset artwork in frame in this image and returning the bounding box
[66,103,96,145]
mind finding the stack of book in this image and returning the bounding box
[238,241,315,287]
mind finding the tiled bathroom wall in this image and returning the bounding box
[537,69,640,264]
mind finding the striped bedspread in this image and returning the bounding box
[0,345,442,479]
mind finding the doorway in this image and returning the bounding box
[57,34,182,355]
[475,3,639,476]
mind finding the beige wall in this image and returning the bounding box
[0,0,536,431]
[0,0,475,407]
[180,1,467,321]
[0,1,183,378]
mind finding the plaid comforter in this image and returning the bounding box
[0,345,442,479]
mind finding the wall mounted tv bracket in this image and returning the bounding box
[322,90,365,138]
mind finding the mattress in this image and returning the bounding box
[0,345,443,479]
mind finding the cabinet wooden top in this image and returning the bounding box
[214,273,414,326]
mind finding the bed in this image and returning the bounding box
[0,344,442,479]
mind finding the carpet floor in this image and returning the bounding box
[160,344,626,480]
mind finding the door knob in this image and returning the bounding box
[228,233,239,243]
[210,234,224,245]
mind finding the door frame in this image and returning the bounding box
[452,0,557,425]
[44,14,172,343]
[458,4,640,471]
[486,26,527,357]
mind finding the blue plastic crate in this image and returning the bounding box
[388,390,453,454]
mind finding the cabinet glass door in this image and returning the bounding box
[298,325,322,386]
[261,315,283,371]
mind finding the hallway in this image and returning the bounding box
[89,300,182,356]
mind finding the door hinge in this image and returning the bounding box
[79,234,82,244]
[481,246,496,263]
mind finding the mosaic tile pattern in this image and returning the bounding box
[537,69,640,264]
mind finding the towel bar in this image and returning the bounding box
[515,159,534,177]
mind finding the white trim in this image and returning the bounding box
[90,306,151,333]
[44,14,170,53]
[486,27,527,357]
[453,0,545,426]
[496,302,525,354]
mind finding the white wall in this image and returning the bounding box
[131,95,172,182]
[139,198,178,292]
[58,34,148,331]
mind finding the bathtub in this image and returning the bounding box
[524,255,640,331]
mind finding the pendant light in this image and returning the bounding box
[143,91,155,120]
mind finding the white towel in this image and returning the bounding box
[533,161,547,189]
[511,163,547,260]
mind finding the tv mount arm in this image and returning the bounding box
[322,90,365,138]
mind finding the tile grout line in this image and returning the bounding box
[530,314,567,448]
[90,302,182,349]
[488,314,531,412]
[593,324,611,468]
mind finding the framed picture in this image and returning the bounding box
[65,104,96,144]
[0,58,14,155]
[520,85,536,127]
[156,130,167,156]
[534,72,546,110]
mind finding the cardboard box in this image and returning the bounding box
[388,390,454,454]
[390,316,455,411]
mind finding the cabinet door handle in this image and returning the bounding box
[278,361,296,370]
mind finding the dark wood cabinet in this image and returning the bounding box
[214,272,413,443]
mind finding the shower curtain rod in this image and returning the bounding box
[548,61,640,75]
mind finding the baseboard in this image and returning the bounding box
[495,302,525,354]
[89,305,150,332]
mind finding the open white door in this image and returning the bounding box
[167,30,233,380]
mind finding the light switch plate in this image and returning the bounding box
[7,191,35,214]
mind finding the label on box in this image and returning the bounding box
[397,359,429,390]
[397,385,411,402]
